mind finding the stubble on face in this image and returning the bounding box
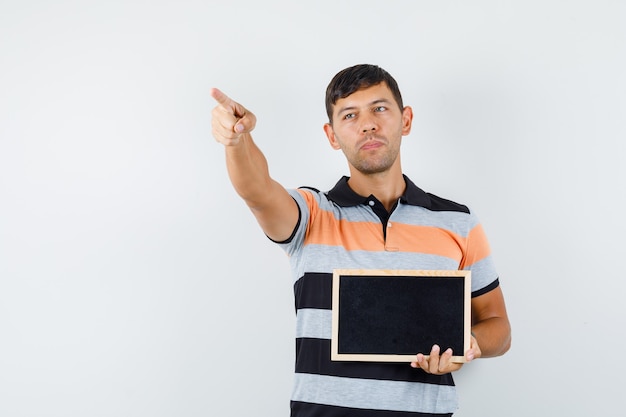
[336,129,403,176]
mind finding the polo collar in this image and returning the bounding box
[325,175,432,209]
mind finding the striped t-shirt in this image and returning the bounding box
[277,175,499,417]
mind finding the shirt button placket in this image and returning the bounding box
[385,221,399,252]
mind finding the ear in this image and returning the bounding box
[323,123,342,150]
[401,106,414,136]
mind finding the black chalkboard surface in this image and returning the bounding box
[331,269,471,363]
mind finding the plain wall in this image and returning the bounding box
[1,1,625,416]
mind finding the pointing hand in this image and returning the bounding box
[210,88,257,146]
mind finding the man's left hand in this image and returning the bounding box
[410,335,482,375]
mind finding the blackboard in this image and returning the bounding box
[331,269,471,363]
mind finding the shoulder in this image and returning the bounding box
[291,186,334,207]
[403,175,470,214]
[425,192,470,214]
[286,186,330,214]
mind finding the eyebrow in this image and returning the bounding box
[336,98,393,116]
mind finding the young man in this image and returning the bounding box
[210,64,511,417]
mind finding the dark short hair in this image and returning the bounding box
[325,64,404,123]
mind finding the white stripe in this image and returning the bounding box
[291,373,458,414]
[295,309,332,339]
[467,255,498,292]
[292,245,460,280]
[391,205,476,236]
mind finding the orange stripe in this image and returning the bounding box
[386,222,466,260]
[298,189,489,263]
[460,224,492,269]
[305,210,384,250]
[303,205,466,260]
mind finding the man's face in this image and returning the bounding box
[323,82,413,175]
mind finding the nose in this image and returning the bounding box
[360,114,377,133]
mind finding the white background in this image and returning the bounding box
[1,1,625,416]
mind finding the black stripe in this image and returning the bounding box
[471,278,499,298]
[298,185,321,193]
[294,272,333,311]
[295,338,454,386]
[291,401,453,417]
[295,274,499,310]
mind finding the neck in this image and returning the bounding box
[347,165,406,212]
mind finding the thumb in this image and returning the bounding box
[234,111,257,134]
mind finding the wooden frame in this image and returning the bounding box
[331,269,471,363]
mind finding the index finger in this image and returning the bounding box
[210,87,234,107]
[210,87,246,118]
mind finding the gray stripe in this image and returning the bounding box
[290,245,460,280]
[391,205,475,236]
[291,373,458,414]
[295,308,332,339]
[467,255,498,291]
[291,188,477,236]
[290,188,478,237]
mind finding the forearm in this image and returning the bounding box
[471,316,511,358]
[224,133,275,209]
[211,88,299,241]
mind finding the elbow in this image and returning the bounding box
[495,325,512,357]
[499,333,512,356]
[479,320,512,358]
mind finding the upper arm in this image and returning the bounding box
[248,179,300,242]
[470,284,512,356]
[471,285,509,325]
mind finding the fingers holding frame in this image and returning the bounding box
[410,345,464,375]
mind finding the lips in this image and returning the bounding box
[360,135,386,151]
[361,141,383,150]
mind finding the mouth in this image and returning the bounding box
[360,135,386,151]
[361,141,383,151]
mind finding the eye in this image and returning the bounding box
[374,106,387,112]
[343,113,356,120]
